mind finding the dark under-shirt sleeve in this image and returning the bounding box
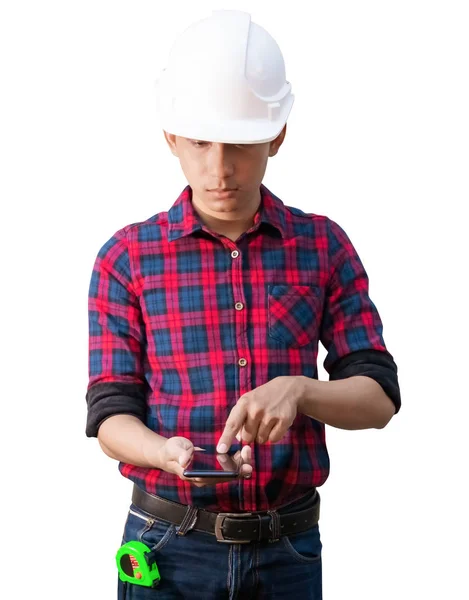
[85,228,148,437]
[327,348,401,413]
[85,381,148,438]
[320,218,401,414]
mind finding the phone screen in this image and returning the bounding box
[183,450,242,478]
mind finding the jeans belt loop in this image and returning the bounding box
[267,510,281,542]
[176,505,199,537]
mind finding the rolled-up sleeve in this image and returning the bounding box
[85,227,148,437]
[320,218,401,413]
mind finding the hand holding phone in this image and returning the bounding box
[158,436,252,487]
[183,450,242,478]
[183,445,252,487]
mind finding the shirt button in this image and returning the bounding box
[231,250,239,258]
[238,358,247,367]
[235,302,244,311]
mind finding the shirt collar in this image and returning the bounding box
[167,183,288,242]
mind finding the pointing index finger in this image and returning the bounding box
[217,402,248,453]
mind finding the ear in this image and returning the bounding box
[163,130,179,157]
[268,123,287,157]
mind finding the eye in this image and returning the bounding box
[190,140,249,149]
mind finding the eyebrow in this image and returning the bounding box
[190,139,248,146]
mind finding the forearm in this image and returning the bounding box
[297,375,396,430]
[97,414,168,468]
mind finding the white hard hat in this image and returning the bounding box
[156,9,294,144]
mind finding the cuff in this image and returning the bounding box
[85,381,148,437]
[327,349,401,414]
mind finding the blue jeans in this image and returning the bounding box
[117,500,322,599]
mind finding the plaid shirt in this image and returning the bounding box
[86,183,400,511]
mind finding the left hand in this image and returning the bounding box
[182,446,253,488]
[216,376,305,452]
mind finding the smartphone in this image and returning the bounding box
[183,450,242,478]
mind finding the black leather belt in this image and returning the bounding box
[131,484,320,543]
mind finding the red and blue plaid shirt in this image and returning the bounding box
[86,183,400,511]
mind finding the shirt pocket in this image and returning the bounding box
[268,284,322,348]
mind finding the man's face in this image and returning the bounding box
[163,125,286,220]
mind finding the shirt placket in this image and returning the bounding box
[224,240,256,512]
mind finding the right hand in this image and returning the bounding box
[158,436,252,488]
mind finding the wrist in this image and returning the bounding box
[296,375,315,415]
[142,431,168,469]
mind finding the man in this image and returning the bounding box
[85,10,400,599]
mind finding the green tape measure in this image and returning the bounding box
[116,541,161,588]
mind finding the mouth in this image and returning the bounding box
[208,188,239,198]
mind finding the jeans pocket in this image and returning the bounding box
[122,503,176,552]
[282,524,322,563]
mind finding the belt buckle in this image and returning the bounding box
[214,512,253,543]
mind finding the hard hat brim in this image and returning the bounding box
[160,96,294,145]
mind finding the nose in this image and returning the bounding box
[208,143,235,182]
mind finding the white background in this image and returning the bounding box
[1,1,468,598]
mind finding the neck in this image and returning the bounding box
[191,189,261,240]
